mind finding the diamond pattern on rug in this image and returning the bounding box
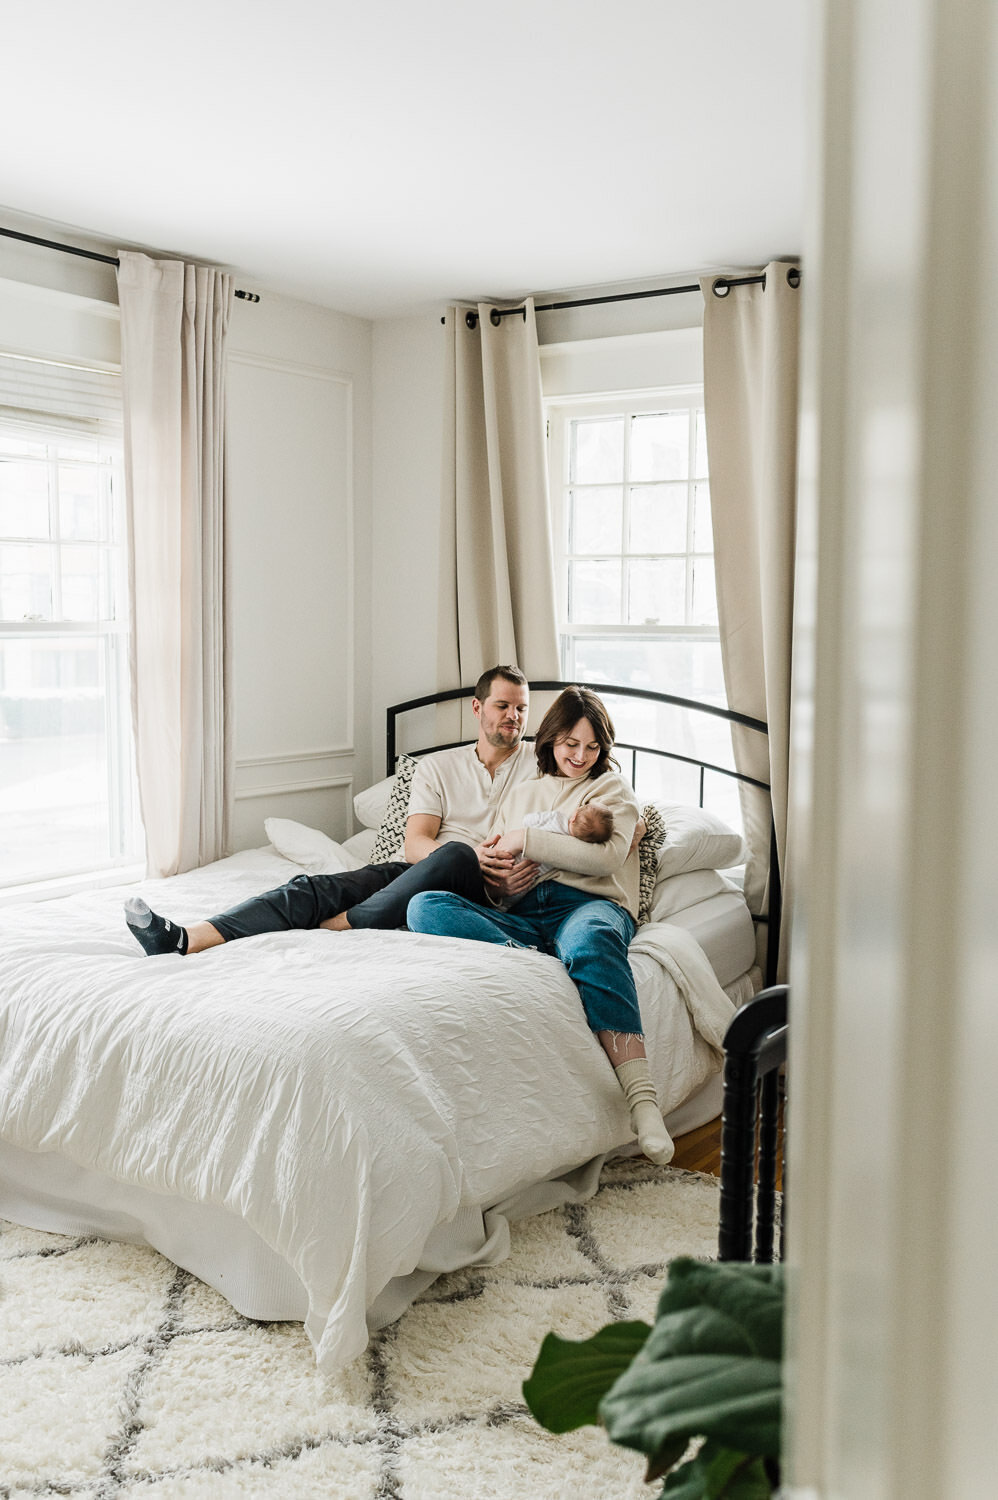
[0,1159,721,1498]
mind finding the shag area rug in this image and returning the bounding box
[0,1159,720,1499]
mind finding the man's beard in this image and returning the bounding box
[485,724,521,748]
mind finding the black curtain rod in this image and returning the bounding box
[0,225,261,302]
[452,265,801,328]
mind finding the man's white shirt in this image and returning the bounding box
[406,742,538,847]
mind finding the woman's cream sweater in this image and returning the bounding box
[494,769,641,920]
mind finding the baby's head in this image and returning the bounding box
[568,801,614,844]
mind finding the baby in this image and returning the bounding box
[517,799,614,884]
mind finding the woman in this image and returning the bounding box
[406,685,672,1166]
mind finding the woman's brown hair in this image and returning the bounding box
[532,686,619,779]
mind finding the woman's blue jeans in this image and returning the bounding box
[406,881,641,1036]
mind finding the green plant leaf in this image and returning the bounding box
[605,1351,782,1460]
[652,1259,784,1362]
[661,1442,775,1499]
[522,1320,651,1433]
[600,1259,784,1461]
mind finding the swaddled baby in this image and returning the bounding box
[515,799,614,885]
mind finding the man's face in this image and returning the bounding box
[473,679,529,750]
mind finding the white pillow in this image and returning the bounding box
[353,775,396,830]
[653,803,747,879]
[342,828,377,862]
[648,867,730,924]
[264,818,366,874]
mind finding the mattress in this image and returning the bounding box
[665,889,758,990]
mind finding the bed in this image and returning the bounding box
[0,683,775,1374]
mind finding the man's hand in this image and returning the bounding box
[475,834,539,898]
[492,828,525,857]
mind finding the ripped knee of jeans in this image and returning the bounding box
[603,1029,646,1055]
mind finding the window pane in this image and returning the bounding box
[629,411,689,481]
[694,408,709,478]
[568,559,621,623]
[0,456,50,538]
[568,634,726,701]
[692,556,718,625]
[626,558,686,624]
[0,434,47,458]
[0,634,140,885]
[59,462,104,541]
[693,482,712,552]
[61,544,108,621]
[628,484,688,553]
[0,360,139,888]
[571,418,623,484]
[561,634,740,830]
[569,487,622,552]
[0,542,54,620]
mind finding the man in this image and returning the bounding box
[124,666,540,956]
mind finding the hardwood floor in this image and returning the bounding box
[670,1114,722,1176]
[668,1097,785,1187]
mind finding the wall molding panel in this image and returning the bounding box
[234,747,355,803]
[226,339,358,851]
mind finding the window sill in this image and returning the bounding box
[0,862,145,907]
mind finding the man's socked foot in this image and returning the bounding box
[124,896,188,956]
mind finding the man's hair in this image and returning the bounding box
[572,801,614,844]
[533,686,619,779]
[473,664,528,701]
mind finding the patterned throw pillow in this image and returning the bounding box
[636,803,669,925]
[369,753,420,863]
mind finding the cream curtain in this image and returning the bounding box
[439,298,560,715]
[117,251,233,878]
[700,261,801,978]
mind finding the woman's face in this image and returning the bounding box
[552,718,602,779]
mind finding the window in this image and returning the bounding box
[0,353,142,890]
[547,387,722,695]
[547,387,738,822]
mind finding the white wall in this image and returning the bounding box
[539,325,703,400]
[368,312,449,774]
[226,292,372,850]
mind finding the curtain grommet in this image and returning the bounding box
[787,267,801,288]
[465,311,478,330]
[490,308,502,327]
[712,279,731,298]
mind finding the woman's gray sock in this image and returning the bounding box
[124,896,188,956]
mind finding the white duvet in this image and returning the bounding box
[0,847,735,1371]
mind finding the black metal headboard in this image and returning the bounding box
[385,680,779,985]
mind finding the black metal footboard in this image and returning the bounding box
[718,983,788,1262]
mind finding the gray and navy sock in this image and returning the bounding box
[124,896,188,956]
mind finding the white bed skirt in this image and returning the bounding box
[0,1136,608,1327]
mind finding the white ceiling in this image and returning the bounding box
[2,0,811,320]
